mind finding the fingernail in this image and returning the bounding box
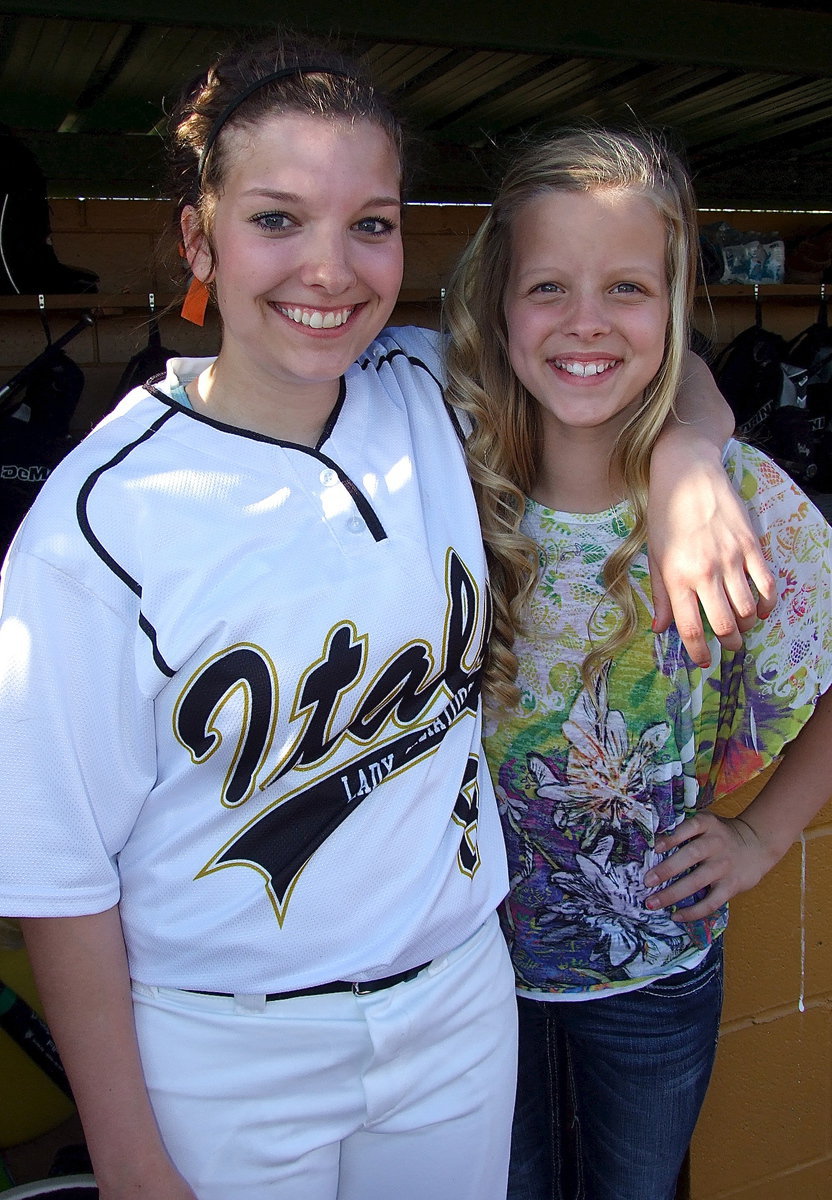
[644,871,657,886]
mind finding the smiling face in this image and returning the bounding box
[504,187,670,455]
[182,112,403,418]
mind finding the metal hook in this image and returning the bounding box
[753,281,762,327]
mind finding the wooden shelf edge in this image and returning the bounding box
[695,284,828,298]
[0,285,826,313]
[0,293,182,313]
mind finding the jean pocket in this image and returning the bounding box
[639,940,724,1001]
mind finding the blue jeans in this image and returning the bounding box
[508,940,724,1200]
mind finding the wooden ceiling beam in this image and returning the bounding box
[0,0,830,78]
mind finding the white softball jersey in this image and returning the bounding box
[0,327,508,993]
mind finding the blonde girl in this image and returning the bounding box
[445,128,832,1200]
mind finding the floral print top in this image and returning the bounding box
[485,440,832,998]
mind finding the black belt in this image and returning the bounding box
[187,959,432,1002]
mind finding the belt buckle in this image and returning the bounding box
[351,962,424,996]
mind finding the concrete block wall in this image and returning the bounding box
[689,775,832,1200]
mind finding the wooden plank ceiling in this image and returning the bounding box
[0,0,830,209]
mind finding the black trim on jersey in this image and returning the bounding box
[361,347,466,446]
[144,378,386,543]
[76,409,178,678]
[443,400,467,446]
[316,379,346,448]
[360,347,442,391]
[315,451,387,541]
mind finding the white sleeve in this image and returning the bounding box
[378,325,447,380]
[375,326,477,439]
[0,548,157,915]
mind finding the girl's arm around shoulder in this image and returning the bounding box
[648,353,776,668]
[645,687,832,920]
[20,908,197,1200]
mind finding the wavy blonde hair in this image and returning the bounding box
[443,127,699,711]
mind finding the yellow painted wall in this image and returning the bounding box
[689,774,832,1200]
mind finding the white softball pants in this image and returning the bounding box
[131,912,517,1199]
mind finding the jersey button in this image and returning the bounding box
[320,468,338,487]
[347,515,364,533]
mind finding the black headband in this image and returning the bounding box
[196,64,354,183]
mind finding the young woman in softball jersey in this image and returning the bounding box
[0,36,772,1200]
